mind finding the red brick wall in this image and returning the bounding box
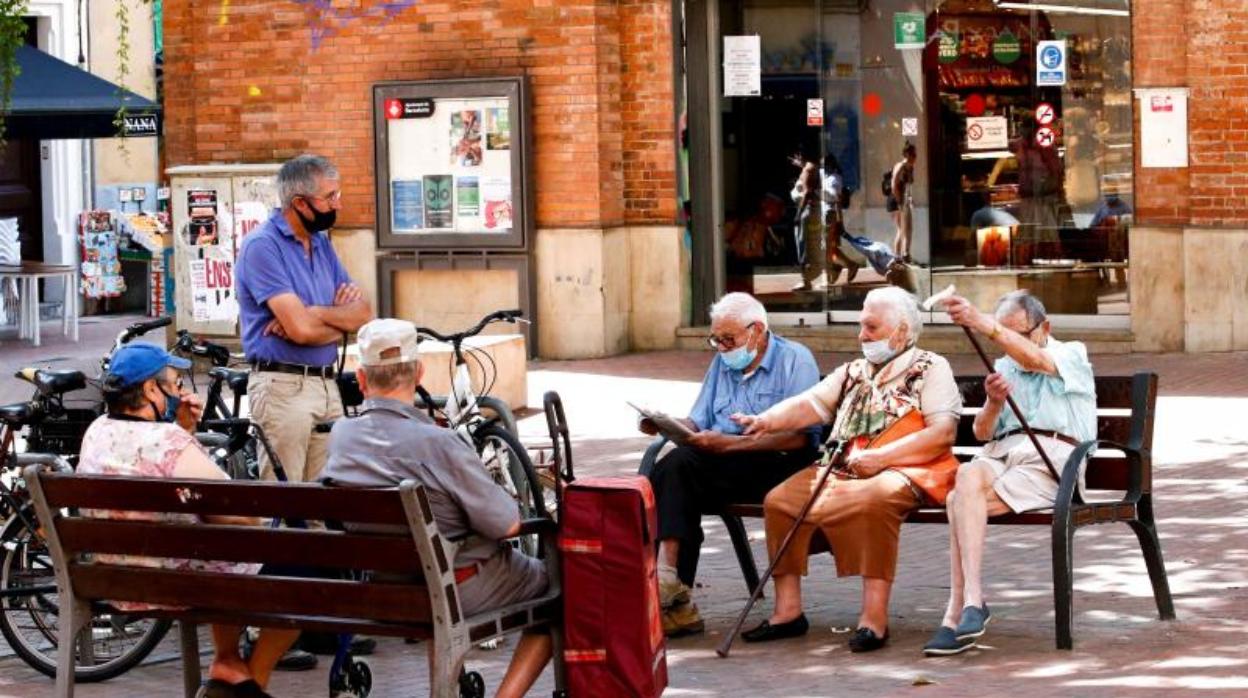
[1134,0,1248,227]
[163,0,679,230]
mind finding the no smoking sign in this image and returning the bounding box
[1035,126,1056,148]
[1035,102,1055,126]
[968,123,984,140]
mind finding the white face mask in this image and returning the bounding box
[861,337,898,365]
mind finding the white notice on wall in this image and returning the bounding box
[1138,88,1188,168]
[966,116,1008,150]
[188,258,239,323]
[723,36,761,97]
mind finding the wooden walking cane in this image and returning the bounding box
[924,286,1060,480]
[716,440,848,659]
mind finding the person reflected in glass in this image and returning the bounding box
[1013,124,1065,259]
[890,142,917,263]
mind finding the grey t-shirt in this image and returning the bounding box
[323,397,519,564]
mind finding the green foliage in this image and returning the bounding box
[0,0,29,143]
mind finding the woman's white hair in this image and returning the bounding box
[864,286,923,343]
[709,292,768,330]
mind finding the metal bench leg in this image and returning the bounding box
[1051,518,1075,650]
[721,514,761,596]
[1129,496,1176,621]
[180,621,202,697]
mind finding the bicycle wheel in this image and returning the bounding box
[473,425,553,553]
[0,509,172,682]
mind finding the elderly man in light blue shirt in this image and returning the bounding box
[640,292,820,637]
[924,290,1096,655]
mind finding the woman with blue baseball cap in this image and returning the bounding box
[77,343,298,698]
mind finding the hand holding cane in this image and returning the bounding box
[924,286,1060,480]
[716,439,848,659]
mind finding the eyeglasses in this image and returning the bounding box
[707,323,756,351]
[303,190,342,205]
[159,376,185,393]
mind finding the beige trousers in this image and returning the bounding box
[248,372,344,483]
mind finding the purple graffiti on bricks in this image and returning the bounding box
[291,0,420,50]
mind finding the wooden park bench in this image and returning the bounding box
[22,461,565,698]
[640,372,1175,649]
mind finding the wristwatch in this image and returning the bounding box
[988,323,1001,340]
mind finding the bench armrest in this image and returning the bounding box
[1055,439,1146,516]
[638,436,670,477]
[514,517,556,538]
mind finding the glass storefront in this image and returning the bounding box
[705,0,1133,324]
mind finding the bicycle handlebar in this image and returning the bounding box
[175,330,232,367]
[416,309,523,345]
[120,316,172,344]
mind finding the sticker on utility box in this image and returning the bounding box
[966,116,1008,150]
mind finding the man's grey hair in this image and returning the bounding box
[995,290,1047,328]
[864,286,923,343]
[709,292,768,330]
[277,154,339,208]
[362,360,419,393]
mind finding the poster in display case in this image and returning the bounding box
[374,77,531,249]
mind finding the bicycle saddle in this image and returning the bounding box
[0,402,36,425]
[209,367,250,396]
[19,368,87,396]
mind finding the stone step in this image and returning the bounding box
[675,324,1136,355]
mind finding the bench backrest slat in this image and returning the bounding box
[955,375,1138,410]
[68,564,433,624]
[37,474,410,526]
[56,518,424,574]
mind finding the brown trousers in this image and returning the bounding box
[764,467,917,581]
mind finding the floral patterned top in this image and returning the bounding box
[77,415,258,610]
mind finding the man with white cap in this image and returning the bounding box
[322,319,551,698]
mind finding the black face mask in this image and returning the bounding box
[296,198,337,233]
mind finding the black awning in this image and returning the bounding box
[4,45,161,140]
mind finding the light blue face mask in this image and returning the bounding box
[721,325,758,371]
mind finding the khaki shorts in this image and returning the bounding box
[975,434,1079,513]
[248,371,343,483]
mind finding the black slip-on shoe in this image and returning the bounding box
[923,625,974,656]
[198,679,274,698]
[741,614,809,643]
[274,647,318,671]
[847,626,889,653]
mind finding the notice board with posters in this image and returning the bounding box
[373,77,532,250]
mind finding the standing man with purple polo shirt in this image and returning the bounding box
[236,155,373,486]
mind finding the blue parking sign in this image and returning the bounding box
[1036,40,1066,86]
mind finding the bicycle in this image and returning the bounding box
[0,316,177,682]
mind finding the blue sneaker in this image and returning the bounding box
[955,604,991,641]
[923,626,973,656]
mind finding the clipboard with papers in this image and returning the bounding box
[627,402,695,446]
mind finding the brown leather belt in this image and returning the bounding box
[998,428,1080,448]
[454,564,480,584]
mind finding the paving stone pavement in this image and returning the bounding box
[0,317,1245,696]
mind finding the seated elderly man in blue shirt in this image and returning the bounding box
[924,290,1096,655]
[642,292,819,637]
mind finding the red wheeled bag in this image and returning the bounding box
[559,476,668,698]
